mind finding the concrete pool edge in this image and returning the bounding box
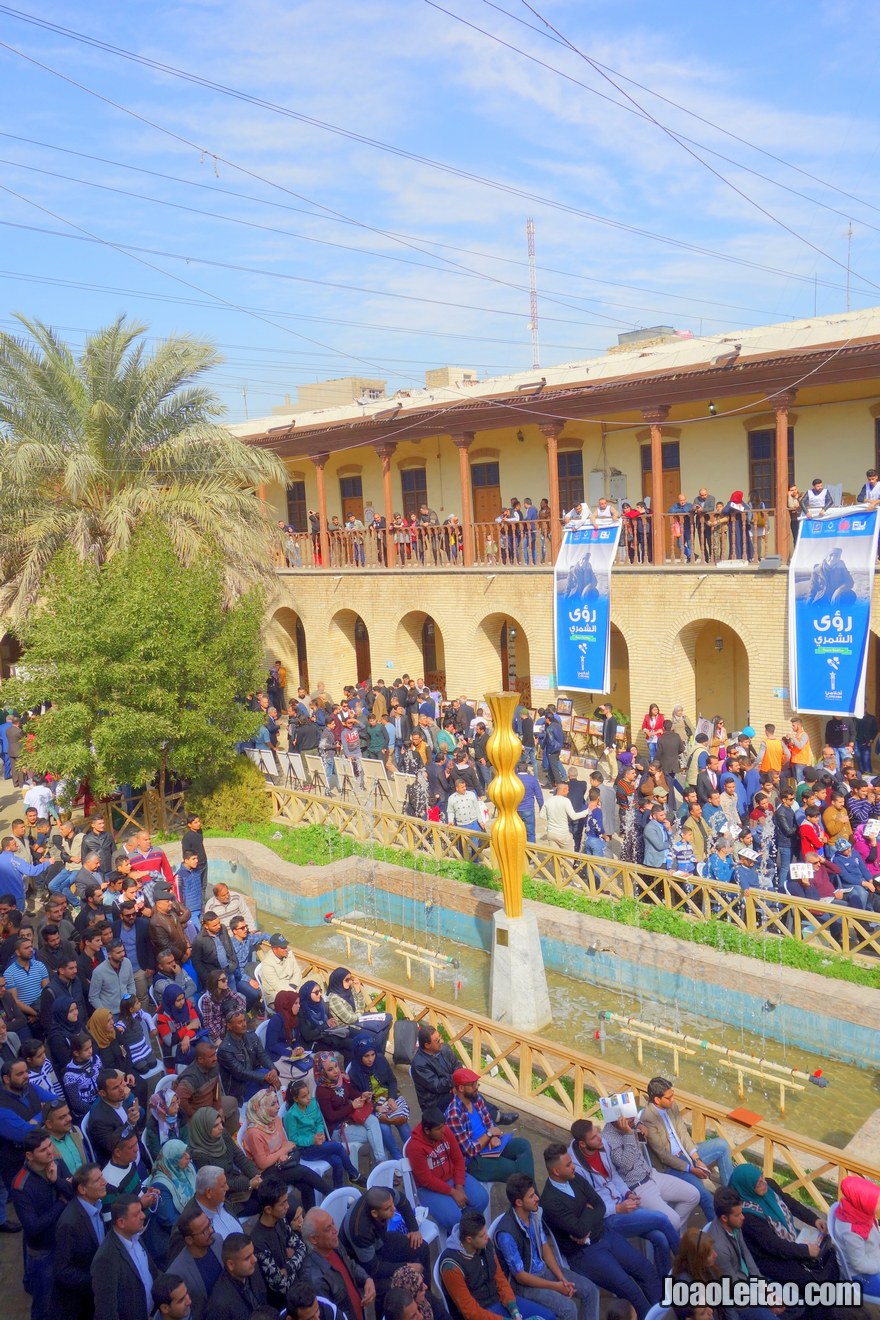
[203,837,877,1061]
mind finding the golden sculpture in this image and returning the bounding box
[485,690,526,918]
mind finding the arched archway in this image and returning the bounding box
[0,634,21,682]
[330,609,372,684]
[265,608,309,692]
[475,612,531,706]
[609,625,631,737]
[396,612,447,693]
[677,618,749,730]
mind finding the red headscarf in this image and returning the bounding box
[837,1175,880,1239]
[273,990,300,1044]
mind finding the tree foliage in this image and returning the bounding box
[0,314,287,618]
[6,526,264,799]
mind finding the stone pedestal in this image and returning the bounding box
[489,908,552,1033]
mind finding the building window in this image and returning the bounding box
[286,481,307,531]
[339,475,364,521]
[640,441,681,474]
[400,466,428,519]
[747,429,794,507]
[471,461,500,488]
[557,451,584,509]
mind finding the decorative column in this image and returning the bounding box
[770,390,796,559]
[452,431,475,567]
[374,442,397,567]
[540,422,563,558]
[642,406,670,565]
[485,690,552,1031]
[310,452,330,569]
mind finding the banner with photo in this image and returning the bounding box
[553,523,622,693]
[789,507,880,717]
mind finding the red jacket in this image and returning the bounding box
[407,1121,465,1197]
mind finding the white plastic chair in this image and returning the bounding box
[396,1149,444,1247]
[828,1202,880,1304]
[433,1256,445,1297]
[255,1019,269,1045]
[366,1159,403,1191]
[321,1186,361,1229]
[152,1073,178,1106]
[79,1108,96,1161]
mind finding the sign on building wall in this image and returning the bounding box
[789,508,880,717]
[553,523,622,694]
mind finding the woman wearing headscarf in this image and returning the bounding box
[298,980,355,1058]
[187,1104,262,1213]
[391,1262,450,1320]
[264,988,311,1085]
[313,1050,384,1164]
[144,1138,196,1267]
[87,1006,148,1106]
[47,994,82,1072]
[145,1084,188,1162]
[283,1076,363,1187]
[729,1165,838,1289]
[241,1087,330,1210]
[349,1032,411,1156]
[326,968,392,1053]
[722,491,753,561]
[157,982,200,1068]
[835,1176,880,1293]
[251,1180,308,1309]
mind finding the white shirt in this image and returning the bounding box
[804,487,829,513]
[23,784,55,816]
[592,503,618,524]
[541,796,587,840]
[563,505,591,528]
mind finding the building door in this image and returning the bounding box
[558,451,585,510]
[641,441,681,510]
[295,617,310,691]
[471,461,501,523]
[747,428,794,506]
[401,467,428,519]
[421,616,446,692]
[354,617,371,683]
[286,481,307,531]
[340,476,364,522]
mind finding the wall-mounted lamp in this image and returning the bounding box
[714,636,724,652]
[509,627,518,641]
[708,401,717,416]
[516,430,525,444]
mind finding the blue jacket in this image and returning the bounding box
[707,852,736,884]
[0,850,52,911]
[643,819,670,869]
[834,851,872,890]
[543,719,564,755]
[517,772,544,815]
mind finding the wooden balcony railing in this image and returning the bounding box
[266,786,880,962]
[275,508,786,571]
[291,947,880,1209]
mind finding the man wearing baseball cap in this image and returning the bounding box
[258,933,301,1011]
[445,1069,534,1185]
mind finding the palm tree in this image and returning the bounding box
[0,314,287,617]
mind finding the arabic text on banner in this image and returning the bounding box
[788,508,880,717]
[553,523,622,694]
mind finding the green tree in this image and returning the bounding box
[0,315,287,618]
[5,526,264,803]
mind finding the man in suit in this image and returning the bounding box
[208,1231,267,1320]
[703,1188,778,1320]
[539,1142,660,1320]
[91,1193,157,1320]
[167,1204,225,1320]
[54,1161,108,1320]
[190,912,235,988]
[566,770,589,851]
[88,1068,142,1164]
[637,1076,733,1223]
[5,717,22,787]
[696,755,722,805]
[301,1207,376,1320]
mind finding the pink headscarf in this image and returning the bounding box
[837,1176,880,1240]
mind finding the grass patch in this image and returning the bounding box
[191,821,880,992]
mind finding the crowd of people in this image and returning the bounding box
[275,470,880,572]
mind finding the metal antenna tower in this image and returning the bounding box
[526,217,540,369]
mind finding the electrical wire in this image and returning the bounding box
[0,25,872,297]
[0,132,809,322]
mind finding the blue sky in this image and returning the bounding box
[1,0,879,422]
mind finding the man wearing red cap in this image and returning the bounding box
[446,1070,534,1185]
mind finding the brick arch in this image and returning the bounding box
[264,606,309,692]
[395,611,447,691]
[474,610,532,705]
[673,615,751,730]
[328,608,372,684]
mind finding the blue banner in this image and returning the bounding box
[553,523,621,693]
[789,507,880,717]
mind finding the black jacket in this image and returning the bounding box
[217,1028,274,1103]
[88,1096,142,1165]
[54,1196,103,1320]
[39,971,88,1031]
[91,1228,157,1320]
[341,1189,420,1281]
[111,917,156,976]
[410,1042,455,1112]
[191,925,235,986]
[773,803,799,847]
[10,1158,74,1249]
[80,830,115,876]
[208,1267,267,1320]
[181,827,208,871]
[293,721,320,752]
[539,1173,606,1259]
[303,1243,368,1320]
